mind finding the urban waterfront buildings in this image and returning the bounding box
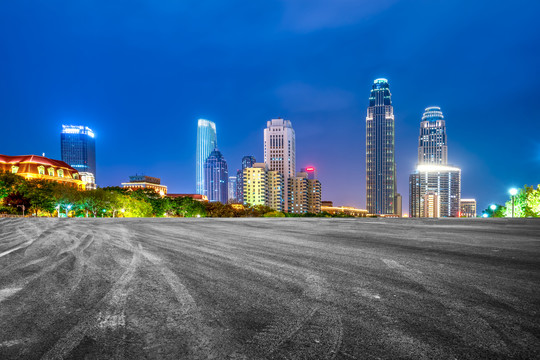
[366,79,396,215]
[204,148,228,203]
[0,154,86,190]
[122,175,167,196]
[264,118,296,211]
[196,119,217,196]
[61,125,96,188]
[459,199,477,217]
[409,107,462,217]
[236,155,256,204]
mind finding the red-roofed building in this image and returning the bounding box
[0,154,87,190]
[167,194,208,202]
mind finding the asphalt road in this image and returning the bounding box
[0,218,539,359]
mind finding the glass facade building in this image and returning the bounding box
[60,125,96,184]
[196,119,217,195]
[204,149,228,203]
[418,106,448,165]
[366,79,395,215]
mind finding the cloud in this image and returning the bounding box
[279,0,400,32]
[274,82,356,113]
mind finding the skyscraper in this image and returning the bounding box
[236,155,256,204]
[228,176,237,203]
[61,125,96,186]
[366,79,395,215]
[418,106,448,165]
[409,107,461,217]
[196,119,217,196]
[204,148,228,203]
[264,118,295,212]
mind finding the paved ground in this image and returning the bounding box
[0,218,539,359]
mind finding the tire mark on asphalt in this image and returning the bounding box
[0,287,23,302]
[40,228,141,360]
[140,245,218,359]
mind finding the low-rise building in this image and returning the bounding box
[320,205,368,217]
[0,154,86,190]
[122,175,167,196]
[459,198,477,217]
[167,194,208,202]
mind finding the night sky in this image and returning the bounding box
[1,0,539,212]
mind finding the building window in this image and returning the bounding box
[57,169,64,178]
[72,173,79,179]
[11,166,19,174]
[48,167,55,176]
[38,166,45,175]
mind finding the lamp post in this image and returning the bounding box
[56,205,60,218]
[66,205,72,218]
[490,204,496,217]
[509,188,518,218]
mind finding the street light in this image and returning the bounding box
[509,188,518,218]
[56,205,60,218]
[66,204,72,218]
[490,204,496,217]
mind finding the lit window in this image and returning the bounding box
[11,166,19,174]
[48,167,55,176]
[57,169,64,178]
[38,166,45,175]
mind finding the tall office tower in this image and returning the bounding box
[204,149,228,203]
[264,118,295,212]
[236,155,256,204]
[243,163,268,206]
[228,176,237,203]
[366,78,395,215]
[196,119,217,195]
[61,125,96,186]
[459,199,477,217]
[418,107,448,165]
[409,106,461,217]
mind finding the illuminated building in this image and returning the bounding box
[320,205,368,217]
[264,118,295,212]
[61,125,96,186]
[409,106,461,217]
[196,119,217,196]
[122,175,167,196]
[409,165,461,217]
[167,194,208,202]
[460,199,477,217]
[301,166,317,180]
[287,171,321,214]
[366,78,396,215]
[0,154,86,190]
[423,192,439,218]
[236,155,256,204]
[243,163,268,206]
[204,149,228,203]
[228,176,237,203]
[267,170,283,211]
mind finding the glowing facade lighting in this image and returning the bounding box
[196,119,217,196]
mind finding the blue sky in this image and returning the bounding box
[1,0,539,211]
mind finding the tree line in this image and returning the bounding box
[0,171,350,218]
[482,185,540,218]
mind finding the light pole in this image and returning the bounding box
[56,205,60,218]
[490,204,496,217]
[66,205,72,218]
[509,188,518,218]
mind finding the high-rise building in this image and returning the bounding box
[459,199,477,217]
[366,79,395,215]
[267,170,284,211]
[204,149,228,203]
[228,176,237,203]
[409,106,461,217]
[243,163,268,207]
[236,155,256,204]
[287,171,321,214]
[61,125,96,187]
[264,118,295,212]
[196,119,217,196]
[418,107,448,165]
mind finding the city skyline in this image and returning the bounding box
[1,1,538,211]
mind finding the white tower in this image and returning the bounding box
[264,118,295,212]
